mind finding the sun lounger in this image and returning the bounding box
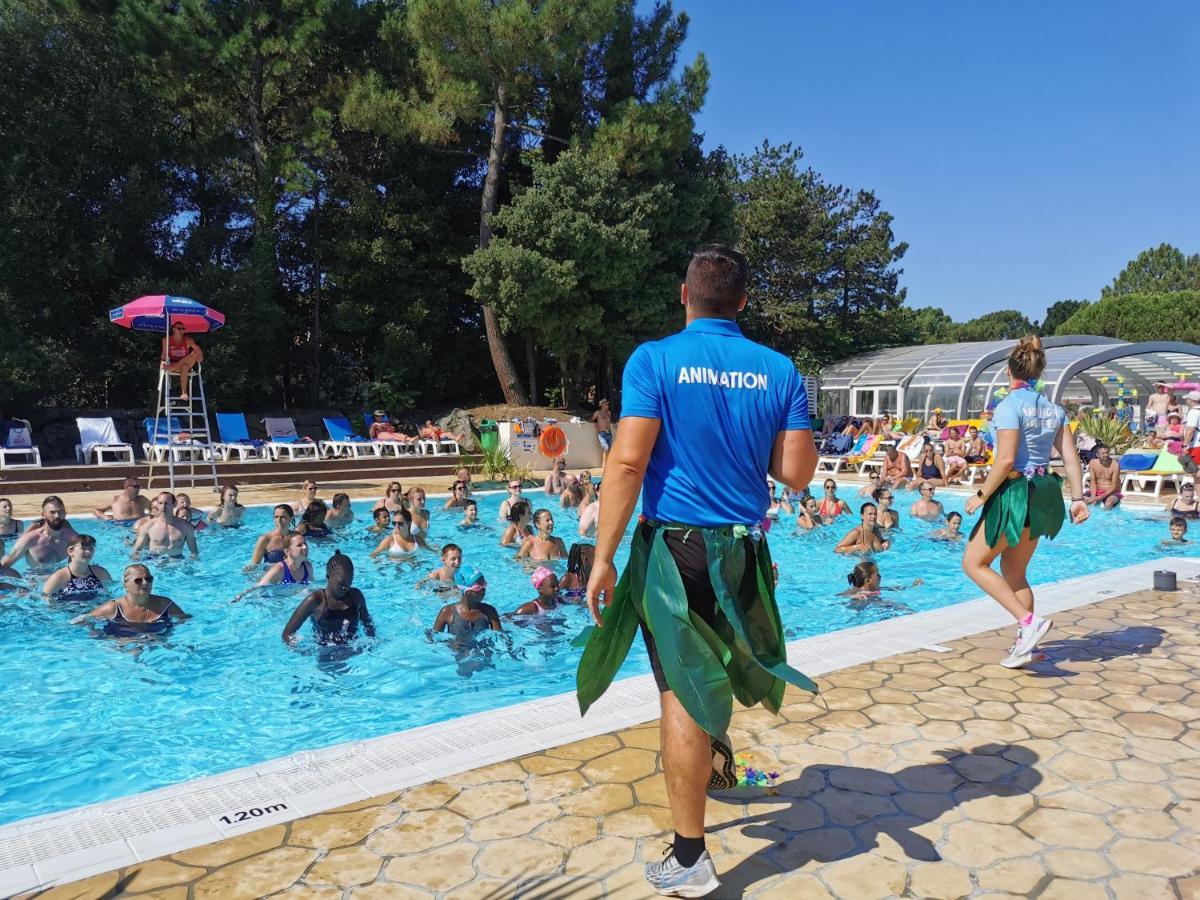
[212,413,267,462]
[142,417,208,463]
[262,417,318,461]
[1121,447,1187,499]
[417,432,462,456]
[848,435,884,473]
[75,417,134,465]
[320,417,380,459]
[817,433,869,475]
[0,419,42,470]
[360,413,415,457]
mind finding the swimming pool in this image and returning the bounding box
[1,488,1192,825]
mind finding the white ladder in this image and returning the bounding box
[146,363,220,493]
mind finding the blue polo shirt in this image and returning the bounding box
[621,317,811,527]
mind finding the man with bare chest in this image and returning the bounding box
[94,477,151,523]
[1087,445,1123,509]
[1,496,78,571]
[132,492,198,559]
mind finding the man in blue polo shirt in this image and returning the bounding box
[578,245,818,897]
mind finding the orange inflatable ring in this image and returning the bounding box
[539,425,568,458]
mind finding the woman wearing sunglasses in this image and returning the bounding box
[817,479,851,522]
[76,564,188,634]
[160,322,203,400]
[1166,482,1200,518]
[498,479,524,522]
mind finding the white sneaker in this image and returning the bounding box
[645,848,721,897]
[1000,650,1033,669]
[1010,614,1052,659]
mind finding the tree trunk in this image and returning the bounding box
[479,88,528,405]
[311,185,322,405]
[558,356,574,409]
[525,334,538,404]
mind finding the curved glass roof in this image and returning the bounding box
[821,337,1200,417]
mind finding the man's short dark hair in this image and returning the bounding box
[686,244,748,315]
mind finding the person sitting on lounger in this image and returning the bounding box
[161,322,203,400]
[93,478,150,523]
[964,427,988,464]
[942,427,969,484]
[1086,444,1123,509]
[914,443,948,487]
[420,420,465,444]
[368,411,411,443]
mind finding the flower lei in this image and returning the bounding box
[735,755,781,788]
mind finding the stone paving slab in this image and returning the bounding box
[26,584,1200,899]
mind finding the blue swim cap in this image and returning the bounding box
[456,566,485,588]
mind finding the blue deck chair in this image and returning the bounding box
[142,417,206,463]
[320,416,380,459]
[213,413,266,462]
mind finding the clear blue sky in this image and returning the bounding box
[666,1,1200,322]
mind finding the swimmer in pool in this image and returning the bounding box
[42,533,113,599]
[283,551,375,645]
[459,499,483,529]
[795,496,822,531]
[873,487,901,530]
[417,543,463,589]
[1165,516,1190,545]
[501,500,534,547]
[236,532,314,600]
[432,569,502,636]
[207,484,245,527]
[559,542,594,598]
[293,480,320,517]
[2,496,79,571]
[131,492,198,559]
[0,498,22,539]
[909,482,945,521]
[77,563,189,633]
[404,487,432,539]
[443,480,471,510]
[366,507,390,534]
[498,480,524,522]
[133,495,162,537]
[374,481,405,515]
[931,511,964,541]
[296,500,332,539]
[93,477,150,523]
[325,492,354,528]
[370,508,418,559]
[578,490,600,537]
[246,505,294,570]
[512,566,560,617]
[175,493,207,532]
[835,503,891,555]
[839,560,923,600]
[0,539,22,580]
[516,509,567,561]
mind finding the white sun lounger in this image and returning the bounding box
[262,417,318,461]
[75,417,135,465]
[0,419,42,469]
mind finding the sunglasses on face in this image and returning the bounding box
[824,484,835,490]
[509,484,521,490]
[130,575,154,586]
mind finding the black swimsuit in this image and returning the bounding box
[312,593,365,645]
[104,601,173,636]
[61,566,104,599]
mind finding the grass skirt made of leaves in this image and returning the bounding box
[574,520,817,738]
[972,472,1066,549]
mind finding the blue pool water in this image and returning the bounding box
[0,488,1193,825]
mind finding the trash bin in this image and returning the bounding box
[479,418,499,452]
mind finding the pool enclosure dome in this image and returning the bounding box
[819,336,1200,421]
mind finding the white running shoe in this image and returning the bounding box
[1010,614,1052,659]
[1000,650,1033,669]
[645,848,721,897]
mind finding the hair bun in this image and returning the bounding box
[1017,334,1043,351]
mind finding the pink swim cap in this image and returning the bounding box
[530,566,555,589]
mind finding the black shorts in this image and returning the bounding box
[640,524,756,693]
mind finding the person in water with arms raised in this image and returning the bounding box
[578,245,818,897]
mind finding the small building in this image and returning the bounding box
[818,336,1200,421]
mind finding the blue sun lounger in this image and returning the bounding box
[320,416,380,459]
[212,413,266,462]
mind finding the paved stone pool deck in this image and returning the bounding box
[27,583,1200,899]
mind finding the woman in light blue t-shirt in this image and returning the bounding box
[962,336,1089,669]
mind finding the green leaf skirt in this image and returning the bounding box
[971,473,1066,549]
[574,521,818,738]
